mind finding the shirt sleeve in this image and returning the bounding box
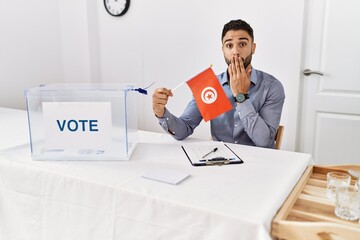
[156,99,203,140]
[236,80,285,148]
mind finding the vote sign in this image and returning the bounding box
[42,102,112,150]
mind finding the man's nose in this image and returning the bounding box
[232,50,240,57]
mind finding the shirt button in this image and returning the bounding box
[166,118,169,120]
[235,141,237,144]
[234,124,237,127]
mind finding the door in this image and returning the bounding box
[299,0,360,165]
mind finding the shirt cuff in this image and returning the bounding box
[236,99,255,119]
[157,109,175,135]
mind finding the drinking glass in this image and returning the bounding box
[335,189,360,221]
[326,172,351,202]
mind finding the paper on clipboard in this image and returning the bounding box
[181,142,243,166]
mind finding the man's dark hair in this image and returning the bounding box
[221,19,254,42]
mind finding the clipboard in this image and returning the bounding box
[181,142,244,167]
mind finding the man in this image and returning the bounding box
[152,19,285,148]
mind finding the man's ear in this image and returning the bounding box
[252,43,256,54]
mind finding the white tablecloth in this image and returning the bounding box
[0,107,29,150]
[0,108,313,240]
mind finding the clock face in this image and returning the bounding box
[235,93,246,103]
[104,0,130,17]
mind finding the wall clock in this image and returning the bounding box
[104,0,130,17]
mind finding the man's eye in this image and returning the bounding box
[240,42,247,47]
[226,44,233,48]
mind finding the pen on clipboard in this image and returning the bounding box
[202,147,218,158]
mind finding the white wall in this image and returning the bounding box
[0,0,64,106]
[0,0,305,151]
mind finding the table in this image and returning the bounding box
[0,107,29,150]
[0,108,313,240]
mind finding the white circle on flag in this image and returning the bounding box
[201,87,217,104]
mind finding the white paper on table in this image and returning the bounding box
[141,168,190,185]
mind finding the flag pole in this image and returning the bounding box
[171,64,213,92]
[171,81,185,92]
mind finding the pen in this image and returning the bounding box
[202,147,218,158]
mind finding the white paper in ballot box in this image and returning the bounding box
[24,83,138,161]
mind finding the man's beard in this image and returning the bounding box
[225,53,252,69]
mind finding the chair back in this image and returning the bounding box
[275,125,284,150]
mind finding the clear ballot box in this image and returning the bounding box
[24,83,138,160]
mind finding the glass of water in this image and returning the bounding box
[335,189,360,221]
[326,172,351,202]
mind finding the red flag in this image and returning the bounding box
[186,67,233,122]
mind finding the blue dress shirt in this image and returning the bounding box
[157,67,285,148]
